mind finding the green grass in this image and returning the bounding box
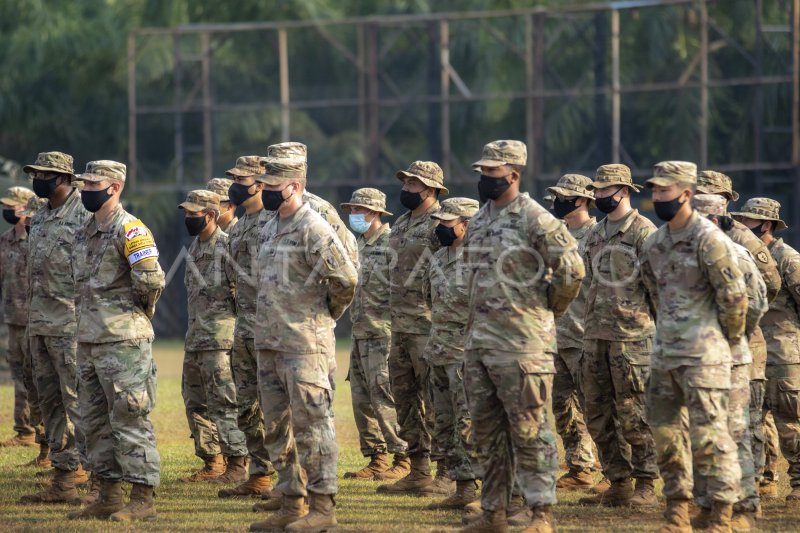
[0,339,798,531]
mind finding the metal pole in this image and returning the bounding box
[611,8,621,163]
[440,20,451,178]
[278,28,290,140]
[532,14,545,190]
[754,0,764,191]
[127,33,137,190]
[699,0,708,168]
[173,34,184,189]
[525,15,535,191]
[793,0,800,165]
[201,32,213,179]
[367,23,379,181]
[357,24,368,182]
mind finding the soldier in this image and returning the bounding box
[0,187,44,455]
[579,164,659,507]
[640,161,747,532]
[66,160,165,521]
[423,197,481,511]
[218,156,276,499]
[340,188,410,481]
[545,174,598,490]
[249,153,357,532]
[20,151,91,505]
[693,194,769,529]
[177,190,249,484]
[731,197,800,504]
[460,140,584,533]
[376,161,449,497]
[207,177,238,232]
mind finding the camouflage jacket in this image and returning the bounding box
[725,219,781,303]
[761,238,800,366]
[219,216,238,233]
[640,211,747,369]
[74,204,165,343]
[0,228,30,326]
[556,217,596,350]
[255,203,357,354]
[730,242,768,367]
[185,226,236,351]
[583,209,656,342]
[463,193,584,368]
[227,210,266,340]
[424,245,470,365]
[351,223,392,340]
[28,189,90,336]
[389,202,441,335]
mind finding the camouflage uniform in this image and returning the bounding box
[341,188,407,459]
[25,152,91,472]
[640,162,746,507]
[0,187,42,442]
[73,161,165,487]
[207,177,238,232]
[179,190,247,461]
[463,141,584,514]
[731,198,800,494]
[546,175,597,476]
[581,164,658,485]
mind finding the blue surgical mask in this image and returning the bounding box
[349,214,371,234]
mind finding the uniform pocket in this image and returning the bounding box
[519,360,547,412]
[775,378,800,418]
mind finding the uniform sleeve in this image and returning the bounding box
[310,229,358,321]
[638,237,659,319]
[531,211,585,317]
[782,254,800,308]
[127,221,166,322]
[742,257,769,337]
[220,239,237,314]
[701,236,748,342]
[749,234,782,302]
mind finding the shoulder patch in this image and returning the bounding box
[123,219,159,267]
[756,251,769,264]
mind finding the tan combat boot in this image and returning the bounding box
[284,493,338,532]
[74,464,90,486]
[78,473,101,505]
[463,495,525,525]
[250,495,308,531]
[730,510,754,532]
[426,479,479,510]
[521,505,556,533]
[691,506,712,529]
[706,501,733,533]
[0,432,37,447]
[417,462,455,496]
[372,454,410,481]
[21,443,51,468]
[179,454,225,482]
[211,455,248,484]
[628,478,659,507]
[556,469,594,490]
[219,473,274,498]
[67,479,125,519]
[376,454,432,494]
[589,476,611,494]
[758,480,778,498]
[344,452,390,479]
[659,499,692,533]
[20,467,80,504]
[578,477,633,506]
[109,483,157,522]
[459,507,508,533]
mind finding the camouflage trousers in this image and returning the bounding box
[7,325,43,440]
[750,380,767,483]
[693,364,758,512]
[582,338,658,481]
[182,349,248,459]
[231,335,275,476]
[762,411,780,482]
[257,350,337,496]
[464,350,558,511]
[348,336,407,457]
[77,339,160,487]
[30,334,84,471]
[429,361,478,481]
[648,363,741,504]
[389,332,434,460]
[764,364,800,488]
[553,346,595,473]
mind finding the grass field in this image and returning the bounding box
[0,338,798,532]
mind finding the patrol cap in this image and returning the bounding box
[692,194,727,217]
[697,170,739,202]
[264,142,307,162]
[256,158,307,185]
[431,197,479,221]
[590,164,641,192]
[396,161,449,195]
[644,161,697,188]
[225,156,262,178]
[730,197,788,231]
[178,189,221,212]
[23,151,75,176]
[77,160,127,183]
[472,140,527,168]
[0,186,36,207]
[340,187,392,216]
[20,196,47,218]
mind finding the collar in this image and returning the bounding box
[363,223,390,246]
[46,188,79,220]
[603,207,638,237]
[667,210,699,244]
[88,203,124,236]
[273,202,310,237]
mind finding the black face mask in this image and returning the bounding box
[595,188,622,214]
[552,198,580,219]
[400,190,424,211]
[435,223,459,247]
[32,176,63,199]
[185,216,208,236]
[653,195,686,222]
[478,174,511,201]
[749,223,767,239]
[3,209,19,225]
[262,187,289,211]
[229,183,256,206]
[81,186,112,213]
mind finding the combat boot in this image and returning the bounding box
[628,478,659,507]
[285,493,338,532]
[20,467,80,504]
[67,479,125,519]
[344,452,390,479]
[109,483,157,522]
[589,476,611,494]
[579,477,633,506]
[78,473,101,505]
[458,508,508,533]
[0,432,37,447]
[376,454,432,494]
[521,505,556,533]
[21,443,51,468]
[730,511,754,532]
[372,454,410,481]
[757,480,778,498]
[706,501,733,533]
[463,495,524,525]
[417,462,455,496]
[426,479,479,510]
[692,506,712,529]
[219,473,274,498]
[659,499,692,533]
[556,469,593,490]
[179,454,225,482]
[250,495,308,531]
[786,486,800,503]
[211,455,248,484]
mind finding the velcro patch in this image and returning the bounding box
[123,219,159,267]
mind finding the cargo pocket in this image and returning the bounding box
[775,378,800,419]
[519,360,547,423]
